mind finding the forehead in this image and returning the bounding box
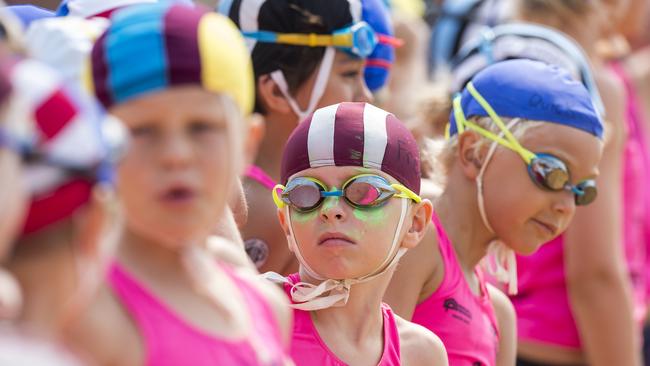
[109,86,235,125]
[289,166,398,186]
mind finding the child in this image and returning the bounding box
[220,0,399,274]
[0,55,122,364]
[384,59,605,366]
[65,3,292,365]
[269,101,448,365]
[511,1,641,364]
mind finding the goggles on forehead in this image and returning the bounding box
[0,115,127,183]
[448,82,597,206]
[272,174,421,213]
[242,21,402,59]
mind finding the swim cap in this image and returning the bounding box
[448,59,603,139]
[450,22,605,114]
[56,0,156,18]
[1,5,53,27]
[281,102,421,194]
[362,0,396,92]
[3,59,124,235]
[90,2,254,113]
[25,16,109,88]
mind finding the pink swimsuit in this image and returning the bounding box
[513,63,650,349]
[283,273,401,366]
[108,262,288,366]
[412,211,500,366]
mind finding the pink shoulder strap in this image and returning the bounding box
[379,303,401,365]
[107,263,163,350]
[245,165,277,191]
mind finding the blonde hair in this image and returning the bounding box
[423,116,537,188]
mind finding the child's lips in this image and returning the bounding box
[159,185,197,206]
[318,232,356,247]
[531,218,558,237]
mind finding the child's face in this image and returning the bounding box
[479,123,603,254]
[295,51,373,109]
[278,166,412,280]
[111,86,241,248]
[0,147,26,259]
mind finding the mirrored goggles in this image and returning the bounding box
[272,174,421,213]
[242,21,402,59]
[448,82,597,206]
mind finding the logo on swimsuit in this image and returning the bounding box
[443,298,472,324]
[244,238,269,268]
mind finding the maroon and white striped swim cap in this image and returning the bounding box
[281,102,421,194]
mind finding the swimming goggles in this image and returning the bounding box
[449,82,597,206]
[273,174,421,213]
[242,21,402,59]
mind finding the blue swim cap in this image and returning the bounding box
[362,0,395,92]
[449,59,603,139]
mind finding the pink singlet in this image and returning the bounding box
[283,273,401,366]
[108,262,288,366]
[411,211,499,366]
[513,63,650,349]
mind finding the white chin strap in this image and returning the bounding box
[263,198,410,311]
[270,47,336,123]
[476,119,519,295]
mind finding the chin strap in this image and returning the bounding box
[475,118,519,295]
[270,46,336,123]
[262,198,409,311]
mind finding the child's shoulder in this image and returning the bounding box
[63,284,143,366]
[394,314,448,366]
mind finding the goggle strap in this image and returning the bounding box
[452,96,466,134]
[377,34,404,47]
[466,83,535,163]
[390,183,422,203]
[272,184,287,209]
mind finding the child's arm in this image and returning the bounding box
[487,284,516,366]
[384,226,443,319]
[565,69,639,366]
[395,315,449,366]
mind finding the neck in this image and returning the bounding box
[117,228,188,283]
[434,173,495,274]
[255,113,296,181]
[300,268,390,345]
[7,239,77,338]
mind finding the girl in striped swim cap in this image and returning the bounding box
[384,59,605,366]
[268,101,448,365]
[220,0,400,275]
[66,3,292,365]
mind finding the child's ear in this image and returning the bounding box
[276,208,294,253]
[243,113,265,169]
[457,130,487,180]
[401,199,433,249]
[73,184,121,263]
[257,74,293,115]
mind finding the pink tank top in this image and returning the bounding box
[108,262,288,366]
[412,211,499,366]
[513,63,650,349]
[283,273,401,366]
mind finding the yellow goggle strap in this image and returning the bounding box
[275,33,353,48]
[466,82,536,164]
[272,184,287,209]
